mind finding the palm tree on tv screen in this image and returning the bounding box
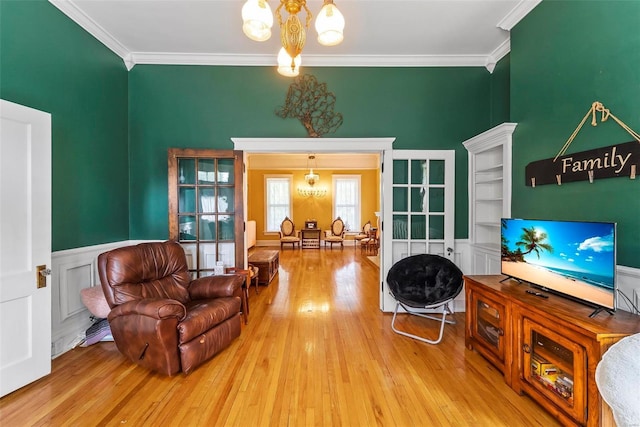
[515,226,554,259]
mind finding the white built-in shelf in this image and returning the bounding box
[473,242,501,252]
[476,177,503,184]
[476,164,504,173]
[463,123,517,275]
[476,221,501,227]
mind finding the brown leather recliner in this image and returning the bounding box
[98,240,244,375]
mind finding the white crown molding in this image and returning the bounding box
[129,53,278,67]
[129,52,493,70]
[48,0,131,63]
[485,38,511,73]
[497,0,543,31]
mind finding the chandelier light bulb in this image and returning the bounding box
[242,0,274,42]
[277,47,301,77]
[242,0,345,73]
[315,0,344,46]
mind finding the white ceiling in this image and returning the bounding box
[49,0,541,72]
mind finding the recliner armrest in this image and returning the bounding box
[189,274,244,300]
[107,298,186,322]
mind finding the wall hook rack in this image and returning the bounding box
[525,101,640,187]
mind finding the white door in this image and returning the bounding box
[0,99,52,397]
[381,150,456,311]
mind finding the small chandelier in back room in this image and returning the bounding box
[298,155,327,197]
[241,0,345,77]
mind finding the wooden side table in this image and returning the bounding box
[248,264,259,294]
[301,228,321,249]
[225,267,252,324]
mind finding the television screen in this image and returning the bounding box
[501,218,616,310]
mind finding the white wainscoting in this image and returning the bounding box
[617,265,640,314]
[51,240,136,358]
[51,239,638,358]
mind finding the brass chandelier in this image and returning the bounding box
[241,0,345,77]
[297,155,327,197]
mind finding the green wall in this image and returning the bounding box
[0,0,129,251]
[510,1,640,267]
[128,66,492,240]
[490,54,510,126]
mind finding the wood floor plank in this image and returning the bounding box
[0,248,561,426]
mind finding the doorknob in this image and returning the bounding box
[36,265,51,288]
[446,247,453,255]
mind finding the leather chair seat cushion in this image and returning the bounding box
[281,236,300,242]
[179,313,242,375]
[325,236,343,242]
[386,254,463,307]
[178,297,241,344]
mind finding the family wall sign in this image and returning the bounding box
[525,102,640,187]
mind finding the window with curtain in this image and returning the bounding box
[333,175,361,232]
[265,175,292,232]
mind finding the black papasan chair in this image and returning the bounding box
[386,254,464,344]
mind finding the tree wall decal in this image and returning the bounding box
[275,74,343,137]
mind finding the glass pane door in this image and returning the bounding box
[168,149,243,278]
[389,150,455,267]
[381,150,455,311]
[474,295,504,357]
[522,318,586,423]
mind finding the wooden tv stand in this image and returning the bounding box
[464,275,640,427]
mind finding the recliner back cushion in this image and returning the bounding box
[99,241,191,307]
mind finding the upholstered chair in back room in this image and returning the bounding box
[98,240,244,375]
[279,216,301,249]
[353,220,372,250]
[324,217,345,249]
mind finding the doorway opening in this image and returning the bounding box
[232,138,395,310]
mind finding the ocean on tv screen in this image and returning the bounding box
[501,219,616,309]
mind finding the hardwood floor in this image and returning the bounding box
[0,248,560,426]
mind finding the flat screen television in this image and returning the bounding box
[501,218,617,313]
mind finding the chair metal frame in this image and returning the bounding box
[386,253,463,345]
[390,299,457,345]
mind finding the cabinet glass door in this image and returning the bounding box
[522,318,586,424]
[473,294,505,359]
[168,149,244,277]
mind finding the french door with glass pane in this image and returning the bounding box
[168,149,244,277]
[388,150,455,261]
[381,150,455,311]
